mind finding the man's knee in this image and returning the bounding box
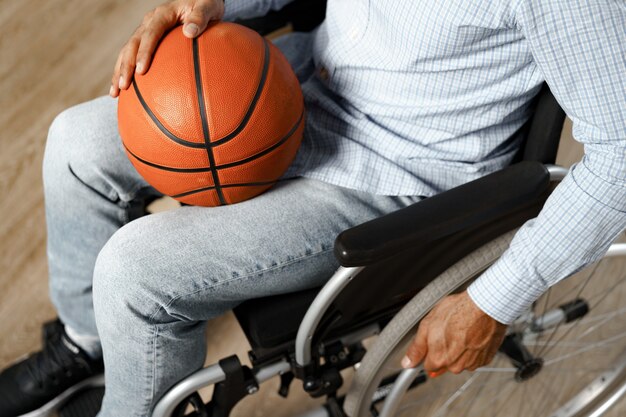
[92,218,162,324]
[43,97,118,192]
[44,106,80,185]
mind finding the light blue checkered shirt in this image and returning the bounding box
[226,1,626,324]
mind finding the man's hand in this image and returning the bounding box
[401,290,507,376]
[109,0,225,98]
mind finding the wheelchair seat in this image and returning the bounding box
[235,287,318,350]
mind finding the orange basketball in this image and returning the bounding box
[118,22,304,206]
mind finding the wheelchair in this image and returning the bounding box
[62,2,626,416]
[146,81,626,416]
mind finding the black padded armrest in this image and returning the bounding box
[334,161,550,267]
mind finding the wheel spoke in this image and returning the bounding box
[536,262,602,358]
[544,331,626,366]
[584,273,626,306]
[534,287,553,355]
[430,373,480,417]
[398,372,511,414]
[475,367,517,372]
[535,377,562,416]
[545,261,601,313]
[460,375,489,417]
[516,383,528,417]
[574,308,626,340]
[472,377,517,417]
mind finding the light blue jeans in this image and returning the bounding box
[42,33,421,416]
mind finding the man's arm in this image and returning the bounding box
[468,0,626,324]
[403,0,625,372]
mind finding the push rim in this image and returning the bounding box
[345,232,626,417]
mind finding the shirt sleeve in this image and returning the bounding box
[222,0,297,21]
[467,0,626,325]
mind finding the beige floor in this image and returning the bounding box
[0,1,624,416]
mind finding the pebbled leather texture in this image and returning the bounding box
[118,22,304,206]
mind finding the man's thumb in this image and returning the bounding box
[403,326,428,368]
[183,7,211,38]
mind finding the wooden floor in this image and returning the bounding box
[0,1,623,416]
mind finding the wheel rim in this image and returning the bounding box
[374,252,626,417]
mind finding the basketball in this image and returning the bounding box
[117,22,304,206]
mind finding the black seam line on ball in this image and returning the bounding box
[210,38,271,147]
[123,99,298,174]
[214,108,304,170]
[171,180,278,198]
[132,81,205,149]
[123,144,212,172]
[193,38,227,205]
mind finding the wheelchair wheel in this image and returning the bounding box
[344,230,626,417]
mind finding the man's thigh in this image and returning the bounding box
[93,177,420,322]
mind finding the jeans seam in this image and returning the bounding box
[67,163,119,202]
[142,246,333,413]
[147,247,334,323]
[67,163,150,225]
[144,324,160,417]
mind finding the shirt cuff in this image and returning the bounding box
[467,254,548,325]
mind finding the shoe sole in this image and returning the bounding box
[17,374,105,417]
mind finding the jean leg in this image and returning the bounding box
[43,96,161,341]
[92,177,420,417]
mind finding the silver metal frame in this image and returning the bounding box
[294,266,364,366]
[151,359,291,417]
[606,243,626,258]
[378,367,423,417]
[551,348,626,417]
[152,364,226,417]
[546,164,569,181]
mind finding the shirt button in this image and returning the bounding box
[319,66,330,82]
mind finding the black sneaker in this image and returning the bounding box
[41,319,64,344]
[0,321,104,417]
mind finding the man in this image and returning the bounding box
[1,0,624,416]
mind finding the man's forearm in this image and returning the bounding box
[468,160,626,325]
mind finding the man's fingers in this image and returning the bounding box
[118,38,140,91]
[111,1,227,93]
[428,368,447,378]
[448,350,478,374]
[402,322,428,368]
[136,5,178,74]
[136,21,170,73]
[423,349,446,373]
[110,51,124,97]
